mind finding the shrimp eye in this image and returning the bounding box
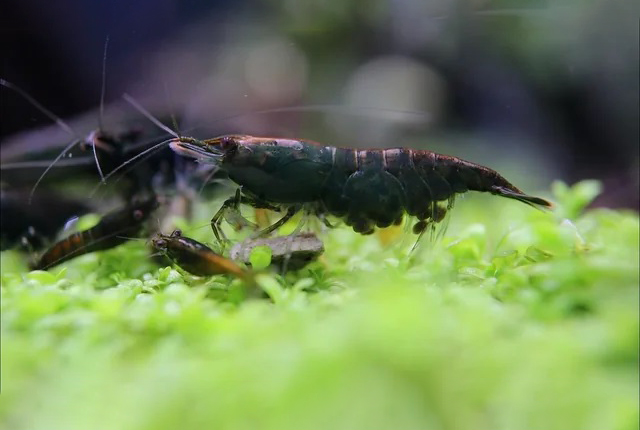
[171,229,182,237]
[220,135,232,147]
[132,209,144,220]
[219,135,237,151]
[154,239,167,249]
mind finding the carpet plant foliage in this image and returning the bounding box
[1,180,638,430]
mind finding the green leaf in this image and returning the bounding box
[552,180,603,219]
[249,245,272,270]
[25,270,58,285]
[74,213,101,231]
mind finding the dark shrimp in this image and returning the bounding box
[1,76,197,261]
[169,135,552,238]
[152,230,251,280]
[1,81,213,269]
[1,35,180,205]
[31,197,158,270]
[0,78,178,203]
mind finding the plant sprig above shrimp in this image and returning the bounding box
[168,134,552,242]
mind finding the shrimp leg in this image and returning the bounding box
[211,189,280,244]
[253,206,300,238]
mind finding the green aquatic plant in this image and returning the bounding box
[1,180,637,430]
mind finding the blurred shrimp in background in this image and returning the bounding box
[1,0,638,209]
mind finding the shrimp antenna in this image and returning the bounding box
[28,139,83,203]
[1,157,95,170]
[99,35,109,132]
[162,79,193,207]
[162,79,181,136]
[122,93,179,138]
[246,104,431,120]
[0,79,87,203]
[197,165,221,197]
[0,76,112,200]
[114,235,148,242]
[183,104,432,133]
[99,92,181,198]
[89,35,112,185]
[90,133,105,184]
[88,137,174,197]
[0,78,76,136]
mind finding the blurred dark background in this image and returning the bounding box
[1,0,638,209]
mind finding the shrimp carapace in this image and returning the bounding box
[170,135,552,238]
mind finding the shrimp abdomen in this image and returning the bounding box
[412,151,552,208]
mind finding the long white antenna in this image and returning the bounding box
[0,78,76,136]
[99,35,110,132]
[122,93,179,138]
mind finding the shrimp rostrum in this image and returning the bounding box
[170,135,552,239]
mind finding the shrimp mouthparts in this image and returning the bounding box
[169,140,223,162]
